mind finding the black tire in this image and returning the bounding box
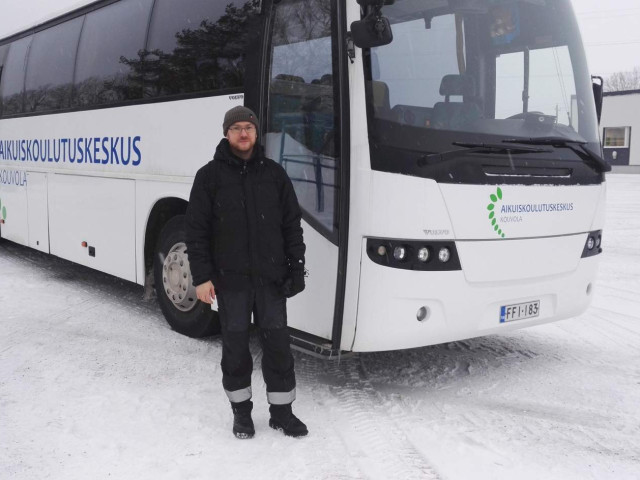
[153,215,220,337]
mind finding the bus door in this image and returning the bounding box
[250,0,349,352]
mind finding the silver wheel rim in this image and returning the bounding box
[162,242,197,312]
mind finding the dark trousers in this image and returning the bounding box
[217,284,296,405]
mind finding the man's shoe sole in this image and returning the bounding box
[233,431,255,439]
[269,419,308,438]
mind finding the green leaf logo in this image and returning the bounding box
[486,188,505,238]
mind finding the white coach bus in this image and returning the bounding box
[0,0,608,355]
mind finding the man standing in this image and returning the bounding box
[185,106,307,439]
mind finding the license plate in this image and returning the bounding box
[500,300,540,323]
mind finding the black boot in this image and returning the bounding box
[269,404,308,438]
[231,400,255,439]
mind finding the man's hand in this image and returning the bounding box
[196,281,216,304]
[279,270,305,298]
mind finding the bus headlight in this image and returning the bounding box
[581,230,603,258]
[438,247,451,263]
[366,239,461,271]
[393,246,407,261]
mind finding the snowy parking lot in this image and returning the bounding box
[1,174,639,480]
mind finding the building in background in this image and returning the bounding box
[601,89,639,170]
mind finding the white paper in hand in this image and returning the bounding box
[210,296,218,312]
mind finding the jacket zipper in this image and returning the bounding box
[242,162,261,286]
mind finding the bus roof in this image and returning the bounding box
[0,0,98,43]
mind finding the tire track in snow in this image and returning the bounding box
[354,334,640,472]
[315,357,441,480]
[253,353,366,480]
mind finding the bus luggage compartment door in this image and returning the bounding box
[27,172,50,253]
[49,174,136,282]
[0,168,29,245]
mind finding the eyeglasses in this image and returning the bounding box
[228,125,256,134]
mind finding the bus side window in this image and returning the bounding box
[73,0,154,108]
[265,0,340,237]
[24,18,83,113]
[145,0,258,98]
[0,44,8,117]
[0,37,32,117]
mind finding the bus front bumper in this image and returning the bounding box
[351,238,600,352]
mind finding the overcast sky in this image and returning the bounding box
[0,0,638,78]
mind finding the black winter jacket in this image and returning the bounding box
[185,139,305,291]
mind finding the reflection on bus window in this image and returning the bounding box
[0,0,260,115]
[365,0,601,172]
[25,18,83,112]
[0,44,9,116]
[372,15,461,115]
[0,37,32,116]
[496,46,577,128]
[144,0,258,97]
[265,0,339,235]
[74,0,153,107]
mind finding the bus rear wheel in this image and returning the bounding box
[153,215,220,337]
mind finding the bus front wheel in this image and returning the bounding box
[153,215,220,337]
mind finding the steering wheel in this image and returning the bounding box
[506,111,545,120]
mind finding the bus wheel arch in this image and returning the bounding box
[144,197,189,276]
[148,205,220,338]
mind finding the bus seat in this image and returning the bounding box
[370,80,391,119]
[432,74,482,129]
[311,74,333,85]
[275,73,305,83]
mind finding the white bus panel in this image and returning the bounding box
[49,174,136,282]
[354,238,599,352]
[26,171,49,253]
[0,168,28,245]
[287,222,338,340]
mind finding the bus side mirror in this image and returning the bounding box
[351,13,393,48]
[592,76,603,124]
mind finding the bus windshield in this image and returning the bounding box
[365,0,600,173]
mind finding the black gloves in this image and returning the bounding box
[280,268,306,298]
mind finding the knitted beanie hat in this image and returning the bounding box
[223,106,259,135]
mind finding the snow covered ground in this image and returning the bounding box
[1,174,639,480]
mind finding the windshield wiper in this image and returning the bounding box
[418,141,551,166]
[502,137,611,172]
